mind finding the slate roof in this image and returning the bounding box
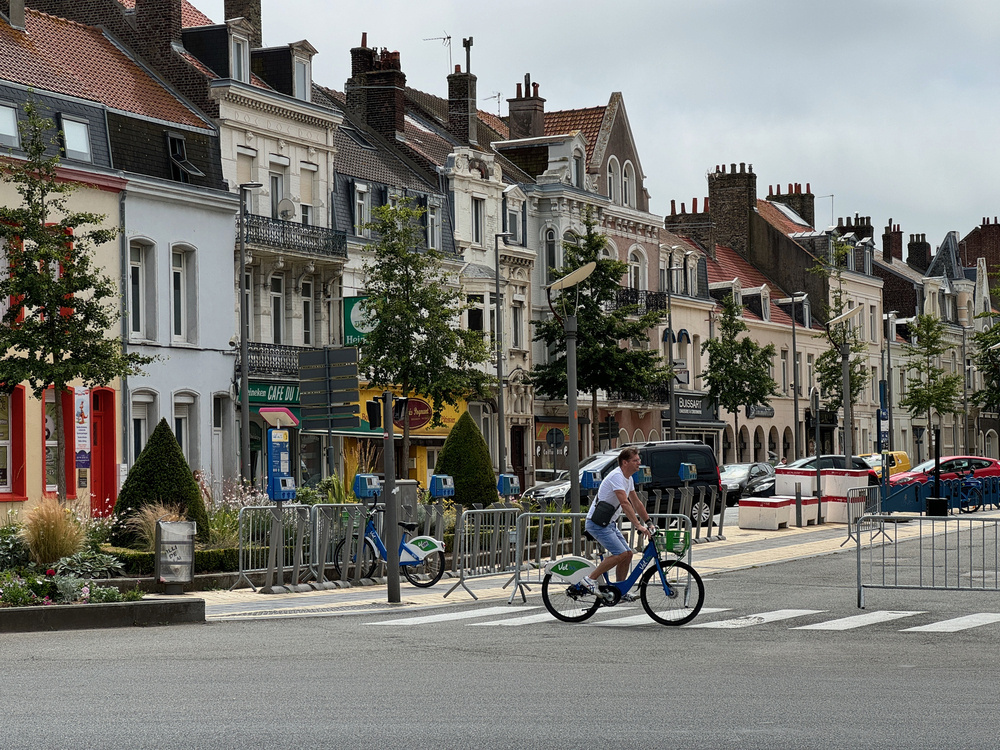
[0,9,208,129]
[544,105,606,162]
[115,0,213,28]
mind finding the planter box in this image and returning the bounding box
[0,597,205,633]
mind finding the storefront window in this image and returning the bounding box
[300,433,324,488]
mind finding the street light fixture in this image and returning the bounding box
[494,232,514,475]
[547,261,596,555]
[780,293,808,459]
[825,305,863,463]
[238,182,263,482]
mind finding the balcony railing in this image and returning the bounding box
[241,213,347,259]
[607,383,670,405]
[236,342,312,378]
[603,287,670,315]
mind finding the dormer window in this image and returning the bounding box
[58,115,91,162]
[294,57,311,102]
[761,289,770,321]
[573,151,584,188]
[231,34,250,82]
[167,133,205,183]
[0,104,18,148]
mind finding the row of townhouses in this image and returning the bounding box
[0,0,996,516]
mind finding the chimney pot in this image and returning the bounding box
[692,198,698,213]
[730,163,736,173]
[516,82,522,98]
[361,31,367,47]
[681,202,687,214]
[670,199,676,215]
[806,182,810,193]
[788,183,793,194]
[739,162,745,173]
[532,82,539,96]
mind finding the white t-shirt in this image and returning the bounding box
[586,465,633,523]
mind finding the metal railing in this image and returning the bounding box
[242,213,347,259]
[603,287,670,315]
[444,507,521,599]
[843,486,884,546]
[857,515,1000,608]
[231,504,313,591]
[236,341,311,378]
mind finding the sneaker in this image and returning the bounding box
[621,592,639,603]
[578,576,598,596]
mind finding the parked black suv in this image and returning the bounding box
[630,440,723,523]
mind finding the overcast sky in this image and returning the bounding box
[195,0,1000,251]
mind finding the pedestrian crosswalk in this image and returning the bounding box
[364,606,1000,632]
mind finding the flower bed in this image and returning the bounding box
[0,568,143,608]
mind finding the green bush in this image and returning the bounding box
[53,550,124,578]
[435,411,497,507]
[110,419,209,546]
[0,525,30,570]
[106,546,240,576]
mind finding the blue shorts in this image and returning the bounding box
[584,520,630,556]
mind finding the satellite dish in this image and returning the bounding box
[548,261,596,292]
[277,198,296,220]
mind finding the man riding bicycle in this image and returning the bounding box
[580,446,653,601]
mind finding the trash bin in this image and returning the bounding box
[925,497,948,517]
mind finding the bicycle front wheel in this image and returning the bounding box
[640,560,704,626]
[961,488,984,514]
[333,537,379,580]
[541,573,600,623]
[402,550,445,588]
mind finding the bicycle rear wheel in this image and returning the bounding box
[960,488,984,513]
[639,560,704,626]
[541,574,600,623]
[402,550,445,588]
[333,537,379,580]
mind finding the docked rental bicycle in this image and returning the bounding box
[541,524,704,625]
[959,472,985,514]
[332,499,446,588]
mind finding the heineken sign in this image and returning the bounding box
[344,296,375,346]
[245,382,300,404]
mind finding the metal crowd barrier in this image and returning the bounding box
[444,506,521,599]
[311,503,373,586]
[843,486,884,546]
[506,512,693,604]
[856,514,1000,608]
[646,487,726,542]
[231,504,313,592]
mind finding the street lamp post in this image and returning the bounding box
[547,261,596,556]
[826,306,863,464]
[238,182,262,482]
[784,293,807,459]
[884,311,898,451]
[494,232,513,474]
[665,255,685,440]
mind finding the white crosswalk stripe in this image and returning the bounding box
[901,613,1000,632]
[589,607,731,627]
[468,612,558,626]
[367,606,530,625]
[792,610,925,630]
[687,609,824,628]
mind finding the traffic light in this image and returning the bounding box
[365,399,381,430]
[392,396,408,422]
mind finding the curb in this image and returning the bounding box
[0,597,205,633]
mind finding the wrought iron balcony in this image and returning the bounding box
[241,213,347,259]
[608,383,670,405]
[236,342,312,378]
[603,287,670,315]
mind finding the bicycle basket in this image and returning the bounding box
[655,529,689,557]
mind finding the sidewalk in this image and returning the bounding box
[192,516,867,621]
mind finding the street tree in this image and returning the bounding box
[359,198,492,477]
[971,315,1000,413]
[898,313,962,458]
[530,208,670,454]
[811,241,871,432]
[0,100,153,502]
[700,293,778,462]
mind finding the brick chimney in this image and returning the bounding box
[6,0,25,30]
[907,233,931,273]
[447,65,478,145]
[507,74,545,139]
[345,34,406,142]
[707,162,757,257]
[767,182,815,228]
[882,219,903,263]
[136,0,183,67]
[837,213,874,240]
[224,0,262,48]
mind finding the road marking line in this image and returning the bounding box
[687,609,824,629]
[793,610,925,630]
[367,606,529,625]
[468,612,558,626]
[590,607,730,627]
[901,613,1000,632]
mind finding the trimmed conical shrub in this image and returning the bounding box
[435,411,497,507]
[109,418,209,547]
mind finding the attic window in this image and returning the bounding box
[58,115,91,162]
[0,104,18,148]
[231,34,250,83]
[167,133,205,183]
[294,58,311,102]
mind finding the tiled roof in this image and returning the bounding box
[0,9,208,128]
[544,105,605,162]
[115,0,213,28]
[707,245,797,326]
[757,199,813,236]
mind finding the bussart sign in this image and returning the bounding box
[394,398,432,430]
[344,296,375,346]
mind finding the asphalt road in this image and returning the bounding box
[5,542,1000,749]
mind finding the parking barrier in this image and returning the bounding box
[444,507,521,600]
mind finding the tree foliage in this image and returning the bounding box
[359,199,492,477]
[434,411,496,507]
[529,208,670,451]
[971,316,1000,412]
[110,419,208,547]
[899,314,962,457]
[0,99,153,501]
[810,241,870,410]
[700,294,778,462]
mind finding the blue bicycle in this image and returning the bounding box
[959,473,985,514]
[333,501,446,587]
[541,527,704,625]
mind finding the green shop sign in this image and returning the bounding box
[344,296,375,346]
[245,382,300,404]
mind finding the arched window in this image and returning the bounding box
[628,248,646,290]
[607,157,620,204]
[623,162,635,208]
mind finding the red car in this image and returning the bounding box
[888,455,1000,485]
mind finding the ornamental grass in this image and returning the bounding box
[19,498,85,566]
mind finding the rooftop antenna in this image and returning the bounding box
[422,32,452,72]
[484,92,503,116]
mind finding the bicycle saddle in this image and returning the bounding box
[398,521,418,532]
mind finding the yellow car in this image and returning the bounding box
[859,451,912,478]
